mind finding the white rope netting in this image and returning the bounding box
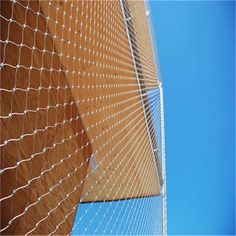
[0,0,166,234]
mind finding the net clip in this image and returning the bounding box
[126,16,132,22]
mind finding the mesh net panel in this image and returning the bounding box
[0,0,166,235]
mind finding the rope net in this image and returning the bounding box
[0,0,166,234]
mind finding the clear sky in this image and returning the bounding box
[149,0,235,234]
[72,196,163,235]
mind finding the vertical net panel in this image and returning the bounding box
[0,0,166,235]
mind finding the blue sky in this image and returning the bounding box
[72,196,163,235]
[149,0,235,234]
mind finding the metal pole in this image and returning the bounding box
[160,83,167,236]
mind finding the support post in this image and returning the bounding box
[160,83,167,236]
